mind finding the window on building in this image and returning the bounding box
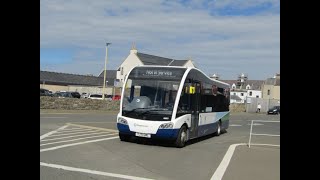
[256,95,259,98]
[240,93,244,96]
[249,91,252,96]
[267,90,270,95]
[233,93,236,95]
[121,67,124,75]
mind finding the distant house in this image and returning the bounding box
[220,79,264,104]
[114,45,195,86]
[261,73,280,100]
[40,71,113,95]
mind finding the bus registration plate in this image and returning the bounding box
[135,132,151,138]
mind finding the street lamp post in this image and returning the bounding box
[102,43,111,100]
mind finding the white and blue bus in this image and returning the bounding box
[117,66,230,148]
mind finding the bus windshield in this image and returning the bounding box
[122,78,180,121]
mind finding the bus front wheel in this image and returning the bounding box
[175,126,187,148]
[119,133,131,142]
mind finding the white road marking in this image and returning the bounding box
[55,128,95,133]
[40,133,118,146]
[49,130,101,137]
[40,125,69,140]
[59,127,87,131]
[41,132,111,142]
[229,124,242,127]
[40,162,154,180]
[67,123,118,133]
[41,117,67,119]
[247,123,264,126]
[40,113,86,115]
[40,136,119,152]
[67,122,116,124]
[210,143,246,180]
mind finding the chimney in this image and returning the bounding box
[130,42,137,54]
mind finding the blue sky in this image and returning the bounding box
[40,0,279,80]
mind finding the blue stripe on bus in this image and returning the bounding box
[117,123,179,139]
[197,120,229,137]
[155,129,179,139]
[198,122,219,137]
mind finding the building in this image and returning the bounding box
[220,74,264,104]
[115,45,196,86]
[261,73,280,100]
[40,71,114,95]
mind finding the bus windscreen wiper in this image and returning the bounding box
[123,108,149,115]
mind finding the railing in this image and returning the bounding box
[248,120,280,148]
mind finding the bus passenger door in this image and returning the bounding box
[189,82,201,138]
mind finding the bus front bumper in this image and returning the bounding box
[117,123,179,140]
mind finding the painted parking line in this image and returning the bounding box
[55,128,98,134]
[40,125,68,140]
[40,162,154,180]
[49,129,101,137]
[67,123,118,133]
[40,136,119,152]
[41,131,111,142]
[229,124,242,127]
[40,133,117,146]
[210,143,246,180]
[247,123,264,126]
[41,117,68,119]
[40,124,119,152]
[40,113,87,115]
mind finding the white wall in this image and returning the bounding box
[231,91,247,103]
[183,60,195,68]
[246,90,262,98]
[68,86,113,95]
[116,51,143,84]
[230,99,243,104]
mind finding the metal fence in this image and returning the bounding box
[245,97,280,113]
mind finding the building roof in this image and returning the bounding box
[98,70,117,79]
[40,71,114,86]
[264,77,280,86]
[137,52,188,66]
[220,80,264,90]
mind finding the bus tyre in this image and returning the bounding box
[119,133,130,142]
[175,126,187,148]
[214,122,221,136]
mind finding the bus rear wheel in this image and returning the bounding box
[214,121,221,136]
[175,126,187,148]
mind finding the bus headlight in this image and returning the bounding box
[159,123,173,129]
[118,117,128,125]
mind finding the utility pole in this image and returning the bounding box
[102,43,111,100]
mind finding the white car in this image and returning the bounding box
[88,94,112,101]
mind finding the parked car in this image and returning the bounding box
[88,94,111,100]
[40,88,52,96]
[267,106,280,115]
[53,91,73,98]
[112,95,121,100]
[70,92,81,98]
[105,95,113,101]
[81,93,89,98]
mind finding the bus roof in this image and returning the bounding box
[130,65,230,87]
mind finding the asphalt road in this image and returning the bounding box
[40,110,280,180]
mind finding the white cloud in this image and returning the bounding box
[40,0,279,79]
